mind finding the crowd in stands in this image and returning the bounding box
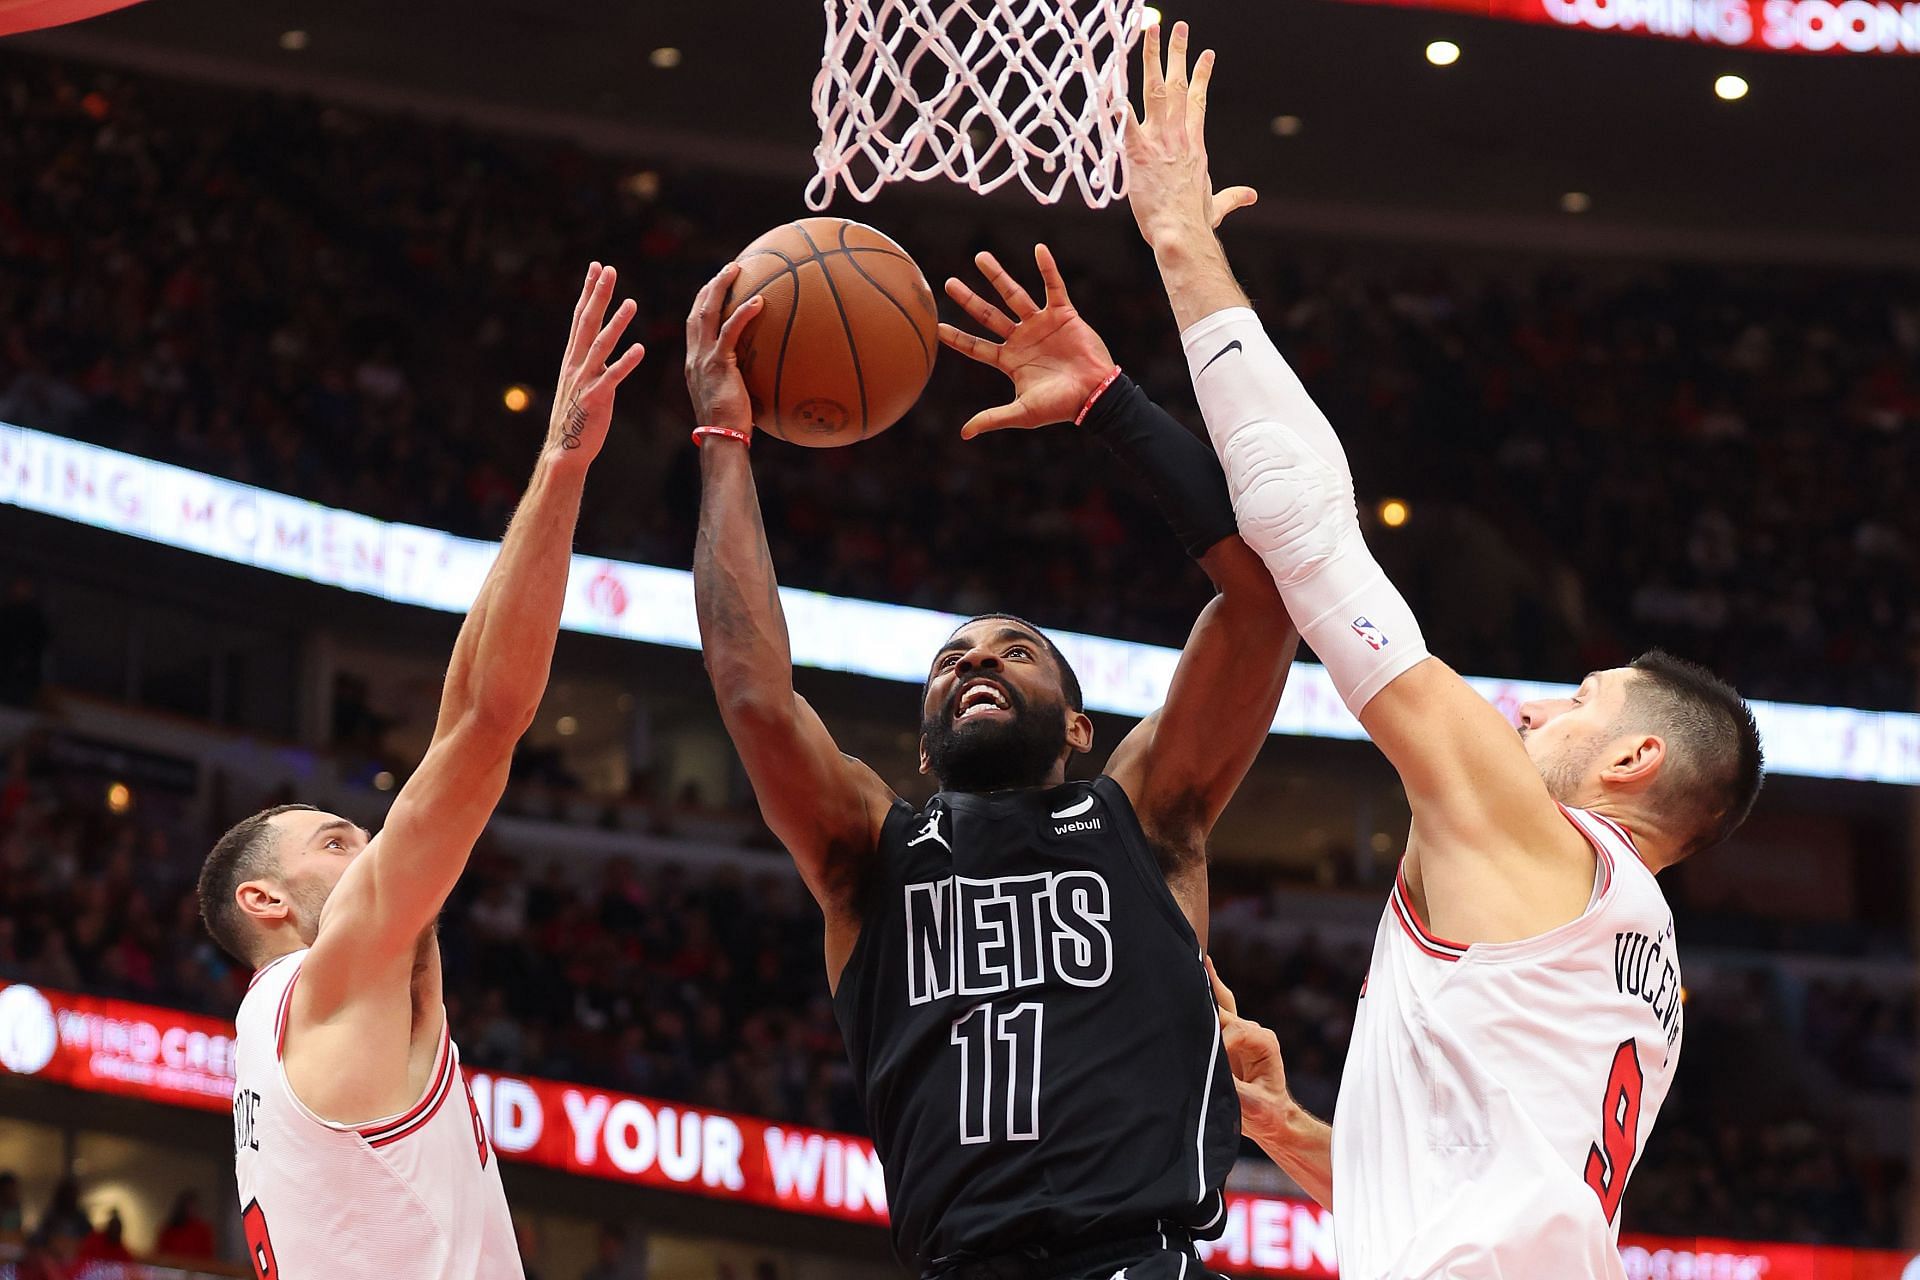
[0,728,1908,1249]
[4,56,1920,708]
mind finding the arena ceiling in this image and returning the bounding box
[14,0,1920,261]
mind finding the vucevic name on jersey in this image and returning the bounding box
[833,777,1236,1272]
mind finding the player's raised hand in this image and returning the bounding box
[548,262,646,468]
[937,244,1118,440]
[1208,957,1297,1148]
[685,262,767,438]
[1124,22,1258,250]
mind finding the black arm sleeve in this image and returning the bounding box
[1080,372,1238,559]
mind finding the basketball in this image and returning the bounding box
[721,217,937,447]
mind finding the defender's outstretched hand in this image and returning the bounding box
[1125,22,1258,250]
[937,244,1117,440]
[549,263,647,466]
[1208,957,1296,1148]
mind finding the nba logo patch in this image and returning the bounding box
[1351,616,1389,651]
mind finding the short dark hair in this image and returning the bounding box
[946,613,1084,711]
[198,803,317,965]
[1624,650,1763,858]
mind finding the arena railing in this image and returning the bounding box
[4,420,1917,785]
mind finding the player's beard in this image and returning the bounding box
[1530,730,1609,805]
[923,683,1069,793]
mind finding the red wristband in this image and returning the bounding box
[692,425,752,448]
[1074,366,1124,427]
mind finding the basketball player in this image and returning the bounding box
[686,252,1296,1280]
[196,264,646,1280]
[1123,24,1765,1278]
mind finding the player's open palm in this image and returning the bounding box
[1124,21,1257,248]
[1208,958,1296,1149]
[549,262,647,468]
[938,244,1117,440]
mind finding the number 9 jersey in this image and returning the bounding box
[1334,806,1682,1280]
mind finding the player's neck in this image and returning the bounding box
[1584,798,1678,873]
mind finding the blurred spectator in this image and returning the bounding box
[29,1179,89,1249]
[0,1170,22,1236]
[578,1222,647,1280]
[154,1189,217,1260]
[75,1209,132,1265]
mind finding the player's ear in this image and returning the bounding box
[1602,732,1665,792]
[1065,709,1094,755]
[235,880,289,925]
[918,735,932,775]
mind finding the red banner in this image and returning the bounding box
[1341,0,1920,54]
[4,983,1917,1276]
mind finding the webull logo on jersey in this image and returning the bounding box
[905,872,1114,1005]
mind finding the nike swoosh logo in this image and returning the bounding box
[1050,795,1095,819]
[1198,339,1242,376]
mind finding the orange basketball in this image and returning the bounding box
[721,217,938,447]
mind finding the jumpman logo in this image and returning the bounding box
[907,809,949,851]
[1106,1270,1129,1280]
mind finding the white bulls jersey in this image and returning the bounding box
[1332,807,1681,1280]
[232,950,523,1280]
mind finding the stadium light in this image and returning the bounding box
[502,384,533,413]
[278,30,308,51]
[649,47,682,69]
[1425,40,1461,66]
[1142,5,1164,26]
[1560,191,1592,214]
[1715,74,1749,100]
[1378,498,1410,528]
[1270,115,1303,137]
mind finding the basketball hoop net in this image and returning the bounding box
[807,0,1144,210]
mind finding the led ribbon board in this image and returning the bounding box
[4,420,1918,784]
[1340,0,1920,54]
[3,983,1918,1277]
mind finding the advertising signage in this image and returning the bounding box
[1342,0,1920,54]
[4,983,1918,1277]
[5,419,1920,786]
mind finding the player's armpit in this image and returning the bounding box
[1361,658,1596,934]
[1107,536,1296,853]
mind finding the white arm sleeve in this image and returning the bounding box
[1181,307,1429,715]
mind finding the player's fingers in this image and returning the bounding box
[601,342,647,387]
[584,298,638,371]
[944,277,1016,338]
[937,323,1005,368]
[959,401,1037,440]
[687,263,738,343]
[976,251,1040,318]
[715,293,766,358]
[1188,49,1216,139]
[1205,956,1239,1016]
[1211,185,1259,227]
[1140,22,1164,106]
[1163,21,1191,128]
[565,262,604,367]
[1034,244,1071,310]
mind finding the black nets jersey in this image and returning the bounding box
[832,776,1236,1272]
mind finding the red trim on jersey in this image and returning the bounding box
[248,952,297,991]
[1390,868,1469,961]
[1559,804,1618,897]
[358,1020,456,1147]
[1590,811,1639,855]
[273,967,299,1059]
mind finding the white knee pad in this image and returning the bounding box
[1182,307,1430,715]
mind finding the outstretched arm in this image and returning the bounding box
[688,264,894,984]
[1211,960,1334,1208]
[1126,25,1592,942]
[292,264,646,1116]
[940,248,1296,931]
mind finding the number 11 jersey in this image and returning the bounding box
[1333,806,1682,1280]
[832,777,1237,1273]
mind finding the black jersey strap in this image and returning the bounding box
[925,1229,1188,1280]
[1080,373,1238,560]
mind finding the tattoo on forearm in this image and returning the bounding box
[560,396,588,449]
